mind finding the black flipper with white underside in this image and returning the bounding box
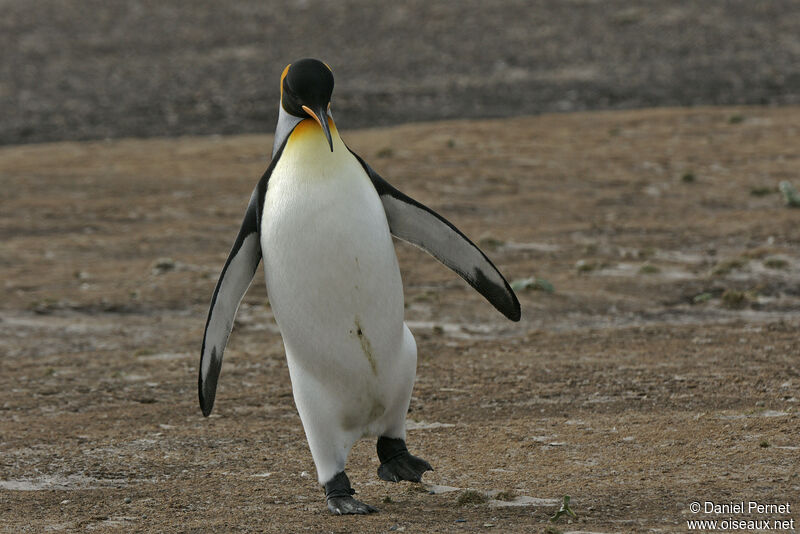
[198,188,262,416]
[199,140,287,416]
[352,153,521,322]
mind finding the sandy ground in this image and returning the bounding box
[1,107,799,533]
[3,0,800,145]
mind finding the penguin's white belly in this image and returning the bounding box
[260,123,411,435]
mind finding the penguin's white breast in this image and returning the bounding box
[260,120,405,375]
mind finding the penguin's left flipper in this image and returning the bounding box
[352,153,521,322]
[198,188,262,417]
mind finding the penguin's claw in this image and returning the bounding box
[378,452,433,483]
[327,496,378,515]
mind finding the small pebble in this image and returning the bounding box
[124,497,132,504]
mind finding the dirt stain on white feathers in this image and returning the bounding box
[353,315,377,375]
[341,315,385,431]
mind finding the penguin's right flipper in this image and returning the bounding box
[198,188,262,416]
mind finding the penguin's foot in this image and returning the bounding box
[327,495,378,515]
[376,436,433,483]
[324,471,378,515]
[377,453,433,483]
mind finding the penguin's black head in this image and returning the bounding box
[281,58,335,151]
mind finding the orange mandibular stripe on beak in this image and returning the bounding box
[301,105,322,126]
[302,104,334,152]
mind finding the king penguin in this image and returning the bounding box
[199,58,521,515]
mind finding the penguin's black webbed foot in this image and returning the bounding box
[327,495,378,515]
[376,436,433,483]
[324,471,378,515]
[377,454,433,483]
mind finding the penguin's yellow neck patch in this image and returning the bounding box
[291,116,336,135]
[278,117,352,181]
[288,117,342,149]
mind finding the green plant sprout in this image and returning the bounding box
[550,495,578,522]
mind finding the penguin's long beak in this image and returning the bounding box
[302,105,334,152]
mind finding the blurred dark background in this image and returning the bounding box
[2,0,799,145]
